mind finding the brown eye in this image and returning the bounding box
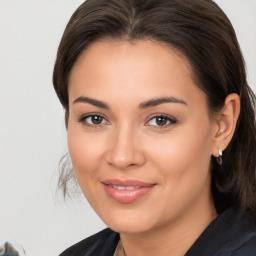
[155,116,168,126]
[91,115,103,124]
[79,115,108,126]
[147,115,177,127]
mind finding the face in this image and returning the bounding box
[68,40,218,234]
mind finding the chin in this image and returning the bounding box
[109,221,153,234]
[99,209,157,234]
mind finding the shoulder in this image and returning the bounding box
[186,207,256,256]
[59,228,119,256]
[231,236,256,256]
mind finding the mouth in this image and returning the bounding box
[108,185,142,190]
[101,179,156,204]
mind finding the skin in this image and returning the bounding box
[67,40,240,256]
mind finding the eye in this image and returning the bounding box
[146,115,177,127]
[79,114,109,127]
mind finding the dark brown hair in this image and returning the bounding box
[53,0,256,218]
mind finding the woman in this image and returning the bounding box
[53,0,256,255]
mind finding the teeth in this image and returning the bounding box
[113,185,125,190]
[112,185,140,190]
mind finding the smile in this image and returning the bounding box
[111,185,141,190]
[101,179,156,204]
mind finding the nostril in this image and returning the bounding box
[105,135,146,168]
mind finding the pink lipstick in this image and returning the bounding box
[101,179,156,203]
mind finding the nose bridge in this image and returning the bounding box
[107,122,145,169]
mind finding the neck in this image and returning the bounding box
[120,200,217,256]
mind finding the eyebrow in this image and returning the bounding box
[139,97,187,109]
[73,96,187,109]
[73,96,109,109]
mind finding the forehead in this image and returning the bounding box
[68,40,206,108]
[70,39,192,81]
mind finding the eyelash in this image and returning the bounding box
[78,114,177,129]
[145,114,177,129]
[78,114,110,129]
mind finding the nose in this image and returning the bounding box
[106,125,146,169]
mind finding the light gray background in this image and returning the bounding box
[0,1,255,255]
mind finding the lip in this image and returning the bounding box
[101,179,156,204]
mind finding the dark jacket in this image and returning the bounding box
[60,207,256,256]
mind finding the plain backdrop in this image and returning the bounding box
[0,1,255,255]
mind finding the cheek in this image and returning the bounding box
[67,127,109,211]
[149,120,213,184]
[145,122,213,219]
[67,126,104,185]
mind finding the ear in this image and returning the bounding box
[211,93,240,157]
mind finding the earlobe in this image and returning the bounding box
[212,93,240,157]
